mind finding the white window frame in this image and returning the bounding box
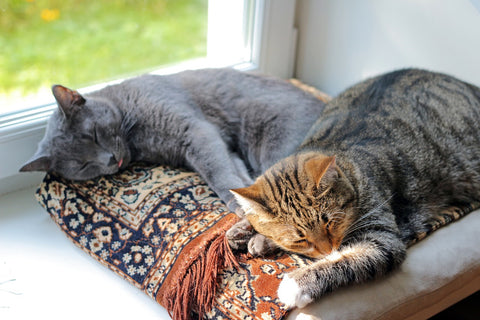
[0,0,297,195]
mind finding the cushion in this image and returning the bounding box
[35,164,480,319]
[36,165,312,319]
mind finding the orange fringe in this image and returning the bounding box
[164,234,240,320]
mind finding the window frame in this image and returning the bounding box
[0,0,297,195]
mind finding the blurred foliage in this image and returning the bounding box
[0,0,208,100]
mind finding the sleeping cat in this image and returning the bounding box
[230,69,480,308]
[20,68,326,215]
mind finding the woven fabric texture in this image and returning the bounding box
[36,165,313,319]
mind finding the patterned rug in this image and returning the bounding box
[36,165,313,319]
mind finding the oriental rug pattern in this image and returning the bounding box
[36,165,312,319]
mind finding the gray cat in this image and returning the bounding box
[228,69,480,308]
[20,68,326,214]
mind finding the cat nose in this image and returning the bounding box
[108,155,117,166]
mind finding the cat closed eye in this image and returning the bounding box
[295,230,306,238]
[80,134,95,142]
[78,161,92,171]
[80,128,99,144]
[93,128,99,143]
[293,239,307,244]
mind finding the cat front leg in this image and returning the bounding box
[230,152,254,186]
[225,217,255,250]
[184,124,250,213]
[278,232,406,309]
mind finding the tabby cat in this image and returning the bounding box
[20,68,325,214]
[230,69,480,308]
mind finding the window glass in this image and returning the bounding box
[0,0,208,116]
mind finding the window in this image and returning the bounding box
[1,0,209,117]
[0,0,297,194]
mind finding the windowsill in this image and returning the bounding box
[0,186,171,319]
[3,183,480,320]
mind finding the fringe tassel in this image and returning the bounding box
[165,234,239,320]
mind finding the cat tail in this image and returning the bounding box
[405,201,480,247]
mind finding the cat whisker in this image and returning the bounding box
[120,111,138,138]
[358,195,394,220]
[343,221,372,236]
[343,195,395,238]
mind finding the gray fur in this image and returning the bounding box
[20,68,325,211]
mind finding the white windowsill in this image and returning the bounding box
[0,187,171,320]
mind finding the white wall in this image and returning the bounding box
[295,0,480,96]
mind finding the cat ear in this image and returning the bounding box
[230,184,266,214]
[305,155,338,188]
[19,155,51,172]
[52,85,86,117]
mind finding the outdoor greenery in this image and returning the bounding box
[0,0,208,111]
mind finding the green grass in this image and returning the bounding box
[0,0,208,109]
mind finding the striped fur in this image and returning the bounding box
[232,69,480,308]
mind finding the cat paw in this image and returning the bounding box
[248,233,280,257]
[278,274,314,309]
[226,217,255,250]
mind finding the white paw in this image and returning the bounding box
[277,274,314,309]
[296,313,320,320]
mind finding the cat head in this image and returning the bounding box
[20,85,131,180]
[231,152,356,259]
